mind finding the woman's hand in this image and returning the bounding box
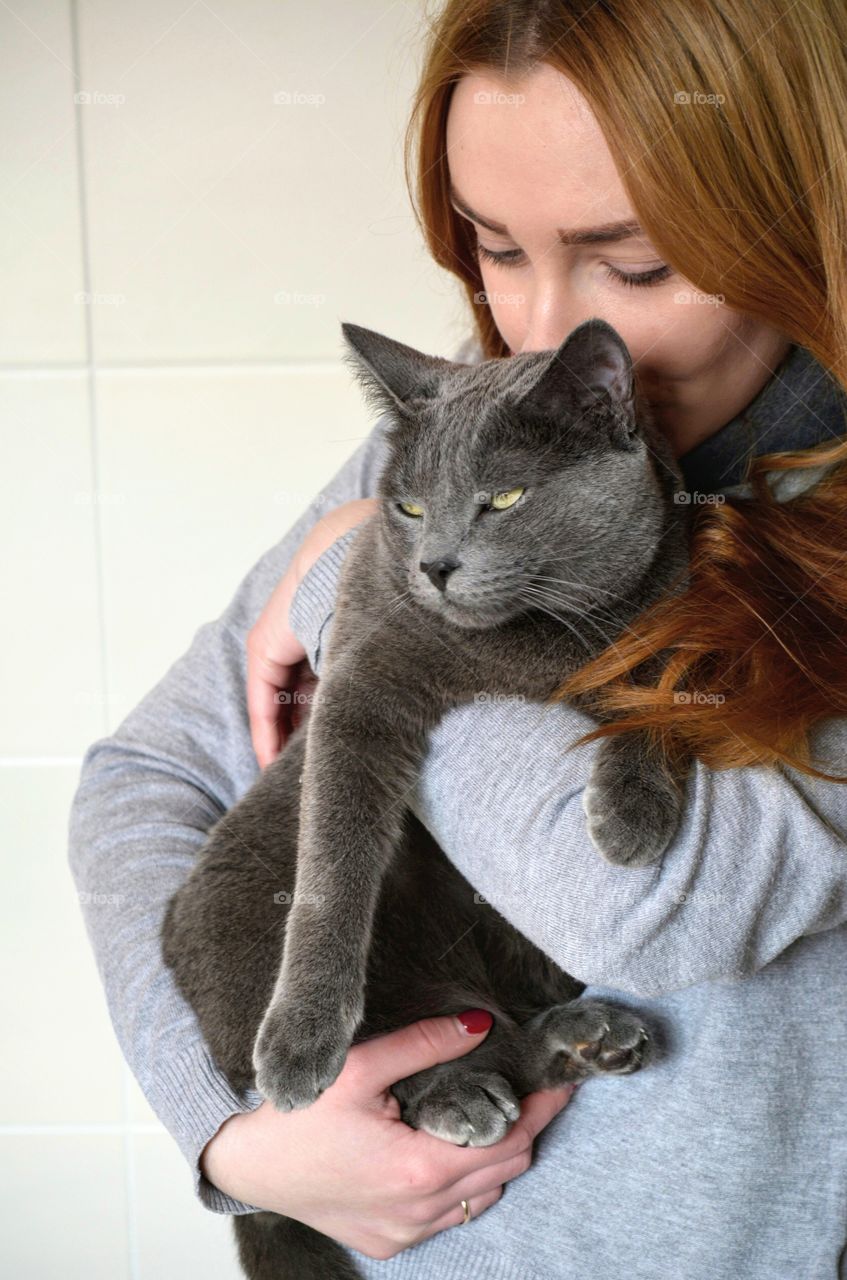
[247,498,378,768]
[200,1011,576,1260]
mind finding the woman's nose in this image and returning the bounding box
[518,309,593,354]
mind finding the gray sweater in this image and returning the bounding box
[68,337,847,1278]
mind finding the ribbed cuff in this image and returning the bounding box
[288,526,359,675]
[347,1239,537,1279]
[152,1040,265,1215]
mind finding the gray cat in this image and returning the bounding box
[162,317,693,1280]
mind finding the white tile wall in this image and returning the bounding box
[1,2,460,1274]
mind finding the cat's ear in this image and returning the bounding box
[515,318,638,450]
[340,322,453,422]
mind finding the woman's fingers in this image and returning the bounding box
[502,1083,578,1150]
[245,583,307,767]
[407,1082,576,1190]
[244,501,377,767]
[413,1184,505,1245]
[395,1086,578,1250]
[346,1012,496,1100]
[245,637,293,767]
[431,1146,532,1214]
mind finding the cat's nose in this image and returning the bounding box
[420,555,461,592]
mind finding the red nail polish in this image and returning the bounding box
[457,1008,493,1035]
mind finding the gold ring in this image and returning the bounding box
[459,1199,471,1225]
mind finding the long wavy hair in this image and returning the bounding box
[402,0,847,781]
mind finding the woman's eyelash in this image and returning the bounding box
[605,263,673,288]
[473,241,673,288]
[474,243,525,268]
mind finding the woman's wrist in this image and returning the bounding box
[199,1105,262,1204]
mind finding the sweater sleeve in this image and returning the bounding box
[288,530,847,999]
[67,415,391,1215]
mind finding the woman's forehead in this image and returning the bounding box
[446,67,633,230]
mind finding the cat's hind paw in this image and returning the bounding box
[529,1000,653,1087]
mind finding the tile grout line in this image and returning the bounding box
[67,0,110,747]
[0,1124,163,1135]
[0,757,83,766]
[69,1,142,1274]
[0,359,351,375]
[122,1068,142,1280]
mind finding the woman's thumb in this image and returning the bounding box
[349,1010,494,1098]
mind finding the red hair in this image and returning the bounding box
[403,0,847,779]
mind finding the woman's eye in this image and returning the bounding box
[398,500,424,517]
[603,263,673,289]
[488,486,525,510]
[475,239,673,289]
[475,242,525,269]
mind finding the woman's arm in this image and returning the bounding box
[288,527,847,999]
[68,415,393,1214]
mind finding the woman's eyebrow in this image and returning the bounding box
[448,185,645,246]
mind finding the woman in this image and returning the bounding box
[70,2,847,1276]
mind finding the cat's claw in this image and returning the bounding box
[252,1006,354,1111]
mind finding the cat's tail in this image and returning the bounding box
[232,1212,363,1280]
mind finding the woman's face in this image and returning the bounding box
[446,63,792,458]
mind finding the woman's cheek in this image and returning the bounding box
[626,297,728,378]
[487,293,526,354]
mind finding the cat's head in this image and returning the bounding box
[340,318,686,629]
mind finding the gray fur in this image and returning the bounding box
[162,318,693,1279]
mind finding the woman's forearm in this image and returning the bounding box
[68,418,393,1213]
[289,531,847,998]
[69,623,271,1214]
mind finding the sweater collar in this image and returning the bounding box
[677,342,847,493]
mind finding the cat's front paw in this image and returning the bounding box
[252,1003,356,1112]
[529,1000,653,1086]
[583,737,683,867]
[400,1069,521,1147]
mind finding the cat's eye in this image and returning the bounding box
[489,486,525,510]
[398,500,424,517]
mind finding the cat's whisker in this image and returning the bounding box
[519,584,621,650]
[528,573,635,605]
[529,594,622,629]
[516,587,600,656]
[384,588,416,617]
[520,602,594,656]
[520,583,621,631]
[522,583,656,658]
